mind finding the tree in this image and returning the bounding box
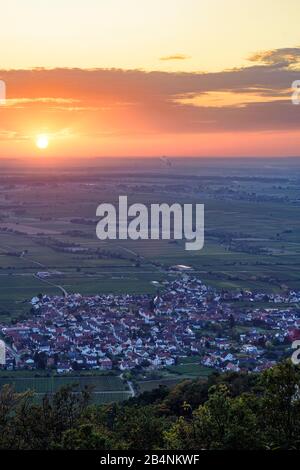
[258,361,300,449]
[0,362,300,450]
[229,313,235,329]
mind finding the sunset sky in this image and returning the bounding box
[1,0,300,158]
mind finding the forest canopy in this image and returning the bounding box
[0,361,300,450]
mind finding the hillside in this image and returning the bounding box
[0,361,299,450]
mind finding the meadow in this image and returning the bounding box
[0,374,130,403]
[136,358,214,393]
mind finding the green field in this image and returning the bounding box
[136,357,214,394]
[165,362,213,378]
[0,374,131,403]
[137,366,213,394]
[137,378,183,393]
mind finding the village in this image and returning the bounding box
[1,276,300,375]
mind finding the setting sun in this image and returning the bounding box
[36,134,49,150]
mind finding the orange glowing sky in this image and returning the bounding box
[1,0,300,158]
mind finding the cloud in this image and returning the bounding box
[248,47,300,68]
[160,54,190,61]
[0,130,29,141]
[0,46,299,145]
